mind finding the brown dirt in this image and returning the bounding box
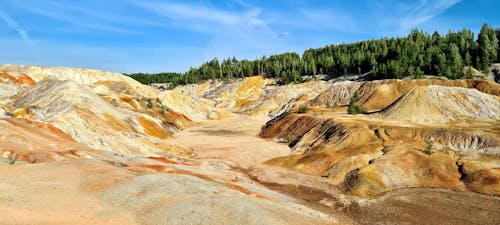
[171,114,291,169]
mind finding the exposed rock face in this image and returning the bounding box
[0,64,499,224]
[0,65,194,158]
[308,79,500,112]
[0,64,159,98]
[0,118,97,163]
[173,76,330,116]
[261,83,500,196]
[159,90,220,121]
[11,79,191,157]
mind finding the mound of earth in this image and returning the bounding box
[308,79,500,112]
[377,85,500,124]
[260,110,499,196]
[0,64,159,98]
[171,76,331,116]
[8,79,191,157]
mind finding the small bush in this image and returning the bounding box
[424,137,434,155]
[159,105,169,115]
[297,105,310,114]
[286,135,292,143]
[146,98,154,108]
[7,154,18,165]
[347,91,366,114]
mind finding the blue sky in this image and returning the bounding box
[0,0,499,73]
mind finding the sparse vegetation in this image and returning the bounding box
[297,105,310,114]
[146,98,154,109]
[286,135,292,143]
[159,105,169,115]
[424,137,435,155]
[6,153,18,165]
[347,91,366,114]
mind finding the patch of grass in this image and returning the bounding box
[297,105,310,114]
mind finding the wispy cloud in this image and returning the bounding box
[133,0,267,30]
[0,10,31,43]
[399,0,461,30]
[132,1,284,62]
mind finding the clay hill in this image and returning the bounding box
[0,64,499,225]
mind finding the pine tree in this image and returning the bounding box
[477,23,494,72]
[449,43,463,77]
[496,28,500,63]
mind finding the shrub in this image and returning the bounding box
[297,105,310,114]
[159,105,169,115]
[424,137,434,155]
[347,91,366,114]
[146,98,154,108]
[7,154,18,165]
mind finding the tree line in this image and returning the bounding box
[126,23,499,87]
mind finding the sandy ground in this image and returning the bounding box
[1,114,498,225]
[171,114,291,169]
[0,116,346,225]
[171,114,500,225]
[0,159,138,225]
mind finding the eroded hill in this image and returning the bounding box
[0,64,499,225]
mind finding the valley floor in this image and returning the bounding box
[171,114,290,169]
[0,115,499,225]
[169,115,500,225]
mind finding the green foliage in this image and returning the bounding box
[297,105,310,114]
[7,154,18,165]
[127,23,499,86]
[424,137,435,155]
[347,91,365,114]
[159,104,169,115]
[477,23,498,73]
[286,135,292,143]
[145,98,153,109]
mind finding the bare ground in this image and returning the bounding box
[171,114,292,169]
[171,114,500,225]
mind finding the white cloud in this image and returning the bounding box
[131,1,288,64]
[279,32,289,38]
[0,10,31,43]
[132,1,268,31]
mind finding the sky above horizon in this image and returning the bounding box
[1,0,499,73]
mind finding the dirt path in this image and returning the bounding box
[171,114,291,169]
